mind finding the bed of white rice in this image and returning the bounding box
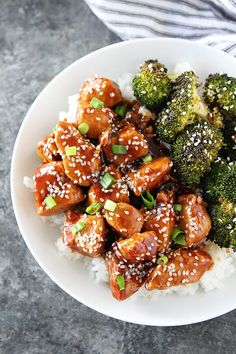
[23,62,236,298]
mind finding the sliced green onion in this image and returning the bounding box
[174,204,183,213]
[70,224,79,235]
[52,126,56,132]
[143,154,152,164]
[175,234,185,245]
[104,199,117,212]
[116,274,125,291]
[78,122,89,135]
[65,146,77,157]
[111,144,127,155]
[172,227,184,239]
[141,191,156,210]
[100,172,116,189]
[44,195,57,209]
[172,227,185,245]
[70,222,85,235]
[114,104,127,117]
[86,202,102,215]
[76,221,86,232]
[90,97,104,109]
[157,255,168,265]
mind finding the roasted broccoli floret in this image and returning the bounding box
[204,73,236,117]
[211,200,236,251]
[156,71,208,142]
[203,160,236,204]
[172,121,223,186]
[222,119,236,160]
[132,60,172,110]
[207,107,224,129]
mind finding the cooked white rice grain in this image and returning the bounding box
[56,237,82,260]
[23,176,34,191]
[59,94,79,123]
[41,214,64,230]
[200,241,236,291]
[138,106,153,118]
[132,279,199,301]
[84,257,109,283]
[55,237,109,283]
[118,73,135,101]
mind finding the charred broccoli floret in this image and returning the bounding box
[207,107,224,129]
[203,160,236,204]
[211,200,236,251]
[156,71,208,142]
[132,60,172,110]
[204,73,236,117]
[223,119,236,160]
[172,121,223,186]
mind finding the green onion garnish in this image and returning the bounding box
[104,199,117,212]
[52,126,56,132]
[86,202,102,215]
[70,224,79,235]
[78,122,89,135]
[157,255,168,265]
[65,146,77,157]
[116,274,125,291]
[44,195,57,209]
[76,221,86,232]
[174,204,183,213]
[141,191,156,210]
[90,97,104,109]
[70,222,85,235]
[111,144,127,155]
[143,154,152,164]
[100,172,116,189]
[114,104,127,117]
[171,227,185,245]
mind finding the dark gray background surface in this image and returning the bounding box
[1,0,236,353]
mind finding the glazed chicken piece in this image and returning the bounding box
[115,231,158,264]
[98,127,112,147]
[143,191,176,252]
[106,252,147,301]
[76,105,115,139]
[104,202,144,238]
[33,162,84,216]
[127,157,172,196]
[37,132,61,162]
[145,249,213,291]
[79,77,122,108]
[178,194,212,247]
[102,124,149,167]
[125,101,154,137]
[63,209,106,257]
[55,121,101,186]
[88,165,130,205]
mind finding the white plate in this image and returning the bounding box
[11,38,236,326]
